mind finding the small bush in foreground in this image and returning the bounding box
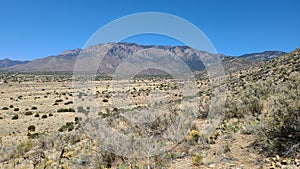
[258,74,300,157]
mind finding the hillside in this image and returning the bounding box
[0,58,29,68]
[238,51,286,61]
[1,43,286,74]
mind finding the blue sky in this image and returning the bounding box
[0,0,299,60]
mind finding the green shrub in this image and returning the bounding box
[28,125,36,132]
[247,97,263,116]
[12,114,19,120]
[27,132,40,139]
[77,106,84,112]
[58,122,74,132]
[258,74,300,157]
[77,106,89,114]
[224,143,231,153]
[225,98,243,119]
[25,111,33,116]
[55,99,63,103]
[64,101,73,105]
[75,116,82,124]
[57,108,75,112]
[17,140,33,155]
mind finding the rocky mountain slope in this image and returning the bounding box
[0,58,29,68]
[1,43,286,74]
[238,51,286,61]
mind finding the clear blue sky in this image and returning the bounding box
[0,0,299,60]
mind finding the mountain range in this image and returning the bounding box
[0,43,287,74]
[0,58,30,69]
[238,51,286,61]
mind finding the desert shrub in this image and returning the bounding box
[2,107,8,110]
[25,111,33,116]
[93,151,116,168]
[75,116,82,124]
[0,117,3,119]
[9,105,13,108]
[34,113,40,117]
[192,153,203,166]
[58,122,74,132]
[28,125,36,131]
[247,97,263,116]
[66,122,74,131]
[258,74,300,157]
[77,106,89,114]
[55,99,63,103]
[223,143,231,153]
[186,130,200,142]
[98,111,109,118]
[225,97,243,119]
[27,132,40,139]
[166,152,180,160]
[41,114,48,118]
[57,108,75,112]
[49,113,53,117]
[77,106,84,112]
[64,101,73,105]
[17,140,33,155]
[12,114,19,120]
[225,81,271,119]
[31,106,37,110]
[240,87,265,117]
[13,107,19,111]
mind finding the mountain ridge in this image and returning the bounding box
[0,43,288,74]
[0,58,30,68]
